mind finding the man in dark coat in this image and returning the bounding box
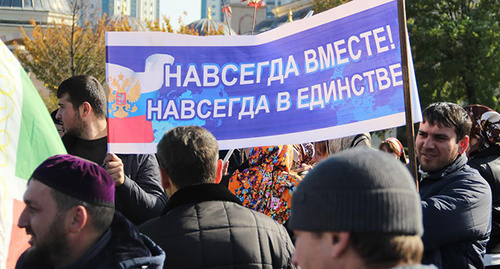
[416,102,492,268]
[55,75,166,224]
[466,104,500,268]
[139,126,295,268]
[289,148,435,269]
[16,155,165,268]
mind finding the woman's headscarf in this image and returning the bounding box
[465,105,500,155]
[379,137,407,165]
[228,145,301,224]
[292,143,315,170]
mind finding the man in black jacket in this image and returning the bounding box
[55,75,166,224]
[289,148,433,269]
[465,104,500,268]
[16,155,164,268]
[416,102,492,268]
[139,125,295,268]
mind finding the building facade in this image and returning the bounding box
[201,0,224,22]
[102,0,160,21]
[0,0,72,46]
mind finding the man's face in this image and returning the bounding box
[292,230,336,269]
[416,121,468,172]
[18,180,69,266]
[56,94,85,137]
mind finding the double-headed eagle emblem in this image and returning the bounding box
[108,74,141,118]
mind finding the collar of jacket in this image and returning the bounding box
[61,211,157,268]
[163,183,243,215]
[60,229,112,269]
[105,211,154,262]
[419,153,468,181]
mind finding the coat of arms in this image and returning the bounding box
[108,74,141,118]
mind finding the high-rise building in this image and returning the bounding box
[102,0,160,21]
[201,0,224,22]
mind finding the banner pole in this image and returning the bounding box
[397,0,418,188]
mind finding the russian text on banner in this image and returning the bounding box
[106,0,421,154]
[0,40,67,269]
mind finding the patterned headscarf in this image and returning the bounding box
[292,143,315,170]
[228,145,301,224]
[383,137,404,157]
[465,105,500,154]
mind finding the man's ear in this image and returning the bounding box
[79,102,92,118]
[67,205,88,234]
[215,159,223,184]
[330,232,350,258]
[159,167,171,190]
[458,135,470,155]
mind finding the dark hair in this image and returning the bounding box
[50,188,114,233]
[156,126,219,189]
[422,102,471,142]
[310,232,423,265]
[57,75,107,119]
[351,233,423,266]
[379,139,407,165]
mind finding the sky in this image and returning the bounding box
[160,0,202,31]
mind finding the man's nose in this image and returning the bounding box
[55,110,62,121]
[422,137,434,149]
[17,206,29,229]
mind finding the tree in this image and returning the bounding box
[313,0,500,110]
[15,18,108,91]
[14,0,108,111]
[14,17,108,111]
[13,1,221,111]
[407,0,500,110]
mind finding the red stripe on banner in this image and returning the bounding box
[7,199,30,268]
[108,115,154,143]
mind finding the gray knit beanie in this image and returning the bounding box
[289,147,423,235]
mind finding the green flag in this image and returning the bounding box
[0,40,66,269]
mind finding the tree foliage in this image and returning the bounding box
[14,1,222,111]
[313,0,500,110]
[14,0,108,112]
[407,0,500,110]
[15,18,108,92]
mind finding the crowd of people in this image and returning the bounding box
[13,75,500,269]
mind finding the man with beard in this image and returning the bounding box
[416,102,492,268]
[55,75,166,225]
[16,154,165,268]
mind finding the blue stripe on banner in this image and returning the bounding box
[107,0,413,146]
